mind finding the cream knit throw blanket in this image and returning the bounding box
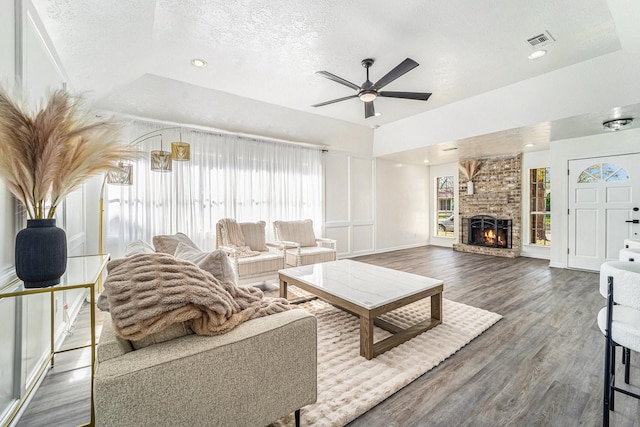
[218,218,260,257]
[103,253,290,340]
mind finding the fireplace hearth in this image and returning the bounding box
[465,215,512,249]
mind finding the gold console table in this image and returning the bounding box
[0,254,109,427]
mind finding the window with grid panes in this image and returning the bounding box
[436,176,454,236]
[530,167,550,245]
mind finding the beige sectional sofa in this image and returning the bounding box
[94,235,317,426]
[94,308,317,427]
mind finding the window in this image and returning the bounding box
[577,163,629,183]
[436,176,454,236]
[530,167,550,245]
[106,121,324,257]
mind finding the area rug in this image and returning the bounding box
[270,286,502,427]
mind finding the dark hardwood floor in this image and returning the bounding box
[15,246,640,426]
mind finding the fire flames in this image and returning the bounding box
[484,229,496,245]
[483,229,506,247]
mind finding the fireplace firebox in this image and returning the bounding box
[466,215,512,249]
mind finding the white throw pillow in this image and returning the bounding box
[174,243,237,286]
[124,240,155,257]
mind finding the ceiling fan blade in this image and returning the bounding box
[315,71,361,91]
[379,91,432,101]
[372,58,419,90]
[364,101,375,118]
[311,94,359,108]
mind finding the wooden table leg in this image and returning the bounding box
[279,278,287,299]
[360,315,374,360]
[431,291,442,322]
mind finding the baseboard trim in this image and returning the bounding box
[374,242,430,254]
[338,243,430,259]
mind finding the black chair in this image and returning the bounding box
[598,261,640,426]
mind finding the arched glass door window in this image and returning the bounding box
[577,163,629,183]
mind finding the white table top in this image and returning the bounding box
[279,259,443,309]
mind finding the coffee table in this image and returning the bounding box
[279,259,443,360]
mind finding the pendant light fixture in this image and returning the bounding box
[150,136,172,172]
[106,161,133,185]
[171,130,190,161]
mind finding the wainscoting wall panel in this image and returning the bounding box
[324,152,374,258]
[352,224,375,254]
[324,153,429,258]
[324,225,350,257]
[325,153,349,224]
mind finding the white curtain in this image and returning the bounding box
[105,121,324,257]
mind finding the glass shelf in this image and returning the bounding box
[0,254,109,297]
[0,254,109,426]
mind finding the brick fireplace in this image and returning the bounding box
[453,154,522,258]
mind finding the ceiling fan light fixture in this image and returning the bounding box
[603,118,633,131]
[312,57,430,118]
[359,91,377,102]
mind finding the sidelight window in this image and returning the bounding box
[436,175,454,237]
[530,167,550,245]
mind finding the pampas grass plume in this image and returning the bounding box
[0,87,134,219]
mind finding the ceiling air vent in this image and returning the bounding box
[526,31,555,48]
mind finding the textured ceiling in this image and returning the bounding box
[29,0,637,164]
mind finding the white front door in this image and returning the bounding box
[568,154,640,271]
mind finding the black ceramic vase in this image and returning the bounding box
[15,219,67,288]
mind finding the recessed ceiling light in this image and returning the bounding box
[375,112,382,116]
[525,143,535,147]
[423,159,429,163]
[528,50,547,60]
[191,58,208,68]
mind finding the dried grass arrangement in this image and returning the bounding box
[0,87,132,219]
[459,160,482,181]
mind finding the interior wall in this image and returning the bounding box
[550,127,640,268]
[429,162,458,248]
[0,0,16,281]
[375,158,429,252]
[0,0,16,419]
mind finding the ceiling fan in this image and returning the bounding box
[312,58,432,119]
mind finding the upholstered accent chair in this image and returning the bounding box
[273,219,337,267]
[215,219,285,286]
